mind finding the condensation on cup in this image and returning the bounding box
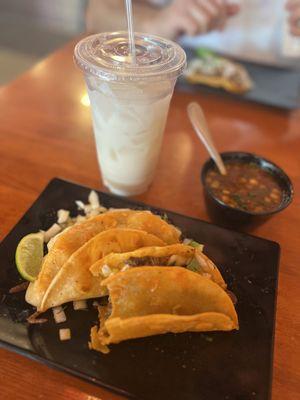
[74,32,186,196]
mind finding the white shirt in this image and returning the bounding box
[179,0,299,67]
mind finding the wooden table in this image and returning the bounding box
[0,40,299,400]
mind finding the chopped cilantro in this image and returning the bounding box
[189,241,203,250]
[186,258,200,273]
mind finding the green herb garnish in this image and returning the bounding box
[196,47,215,59]
[232,194,241,202]
[186,258,200,273]
[189,241,203,250]
[189,241,199,247]
[232,194,244,206]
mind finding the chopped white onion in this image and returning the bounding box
[73,300,87,310]
[183,238,192,245]
[92,300,100,308]
[167,255,177,265]
[88,190,100,209]
[101,264,112,277]
[195,252,215,273]
[59,328,71,341]
[75,200,85,210]
[83,204,92,214]
[57,209,70,224]
[121,264,131,272]
[44,223,62,243]
[167,255,187,266]
[52,306,67,324]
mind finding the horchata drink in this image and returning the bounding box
[74,32,186,196]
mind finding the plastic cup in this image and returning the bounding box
[74,32,186,196]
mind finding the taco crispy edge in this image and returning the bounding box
[26,210,179,308]
[90,267,238,352]
[39,229,165,311]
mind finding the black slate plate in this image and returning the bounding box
[0,178,280,400]
[177,47,300,110]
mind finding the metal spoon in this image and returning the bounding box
[187,101,227,175]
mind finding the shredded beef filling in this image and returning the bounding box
[126,256,171,267]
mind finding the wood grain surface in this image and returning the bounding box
[0,39,299,400]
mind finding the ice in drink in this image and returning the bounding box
[75,32,186,196]
[87,78,173,195]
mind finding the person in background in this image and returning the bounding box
[86,0,240,39]
[86,0,300,66]
[181,0,300,67]
[287,0,300,36]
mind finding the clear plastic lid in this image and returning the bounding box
[74,31,186,82]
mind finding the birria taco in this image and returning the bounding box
[90,244,226,289]
[40,228,165,311]
[90,267,239,353]
[26,210,180,309]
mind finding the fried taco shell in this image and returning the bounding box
[90,267,238,352]
[90,244,226,289]
[39,229,165,311]
[26,210,179,308]
[186,57,253,94]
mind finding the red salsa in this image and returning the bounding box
[205,161,283,213]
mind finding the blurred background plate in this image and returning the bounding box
[178,48,300,110]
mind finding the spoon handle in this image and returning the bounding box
[187,102,227,175]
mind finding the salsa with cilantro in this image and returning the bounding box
[205,162,282,213]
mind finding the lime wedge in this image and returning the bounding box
[15,232,44,281]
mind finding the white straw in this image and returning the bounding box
[125,0,136,63]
